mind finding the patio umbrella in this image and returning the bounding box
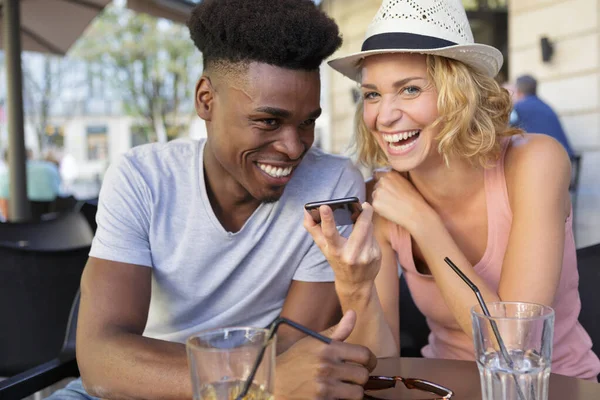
[127,0,196,24]
[0,0,110,221]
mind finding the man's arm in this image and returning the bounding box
[78,258,374,400]
[277,281,341,353]
[77,257,193,400]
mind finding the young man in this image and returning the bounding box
[47,0,374,399]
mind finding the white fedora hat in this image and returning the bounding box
[329,0,503,81]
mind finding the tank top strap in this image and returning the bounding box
[483,137,513,222]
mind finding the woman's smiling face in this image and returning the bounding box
[361,53,441,171]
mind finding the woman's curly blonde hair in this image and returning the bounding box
[353,54,522,168]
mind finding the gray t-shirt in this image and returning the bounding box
[90,139,365,343]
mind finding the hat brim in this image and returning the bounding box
[328,43,503,82]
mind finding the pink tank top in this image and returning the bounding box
[390,138,600,380]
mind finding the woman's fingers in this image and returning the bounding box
[305,204,380,278]
[304,209,328,250]
[304,207,346,252]
[320,205,345,249]
[346,203,375,252]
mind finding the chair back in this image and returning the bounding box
[0,291,81,399]
[569,154,582,193]
[79,200,98,234]
[59,290,80,361]
[0,212,92,376]
[577,243,600,359]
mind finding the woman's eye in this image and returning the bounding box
[403,86,421,96]
[363,92,379,100]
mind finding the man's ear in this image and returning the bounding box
[195,76,214,121]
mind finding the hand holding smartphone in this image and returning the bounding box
[304,197,363,226]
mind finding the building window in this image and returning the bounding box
[86,125,109,161]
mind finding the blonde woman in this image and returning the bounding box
[305,0,600,380]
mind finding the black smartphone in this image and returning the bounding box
[304,197,363,226]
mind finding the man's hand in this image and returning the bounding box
[275,311,377,400]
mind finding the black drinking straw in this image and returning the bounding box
[444,257,528,400]
[236,317,331,400]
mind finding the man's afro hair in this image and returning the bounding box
[187,0,343,70]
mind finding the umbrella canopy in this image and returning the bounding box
[126,0,196,24]
[0,0,111,55]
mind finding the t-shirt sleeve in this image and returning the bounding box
[89,155,153,267]
[292,159,366,282]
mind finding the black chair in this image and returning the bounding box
[0,212,92,377]
[30,201,55,220]
[399,273,430,357]
[50,195,82,214]
[0,292,81,400]
[576,242,600,359]
[79,200,98,234]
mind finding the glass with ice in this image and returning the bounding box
[472,302,555,400]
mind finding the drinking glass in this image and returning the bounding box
[472,302,554,400]
[187,327,275,400]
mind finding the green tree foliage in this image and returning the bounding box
[72,5,203,143]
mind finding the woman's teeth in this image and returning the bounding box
[389,140,417,151]
[382,130,420,143]
[258,163,293,178]
[382,130,420,151]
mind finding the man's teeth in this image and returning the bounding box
[258,163,293,178]
[382,130,420,143]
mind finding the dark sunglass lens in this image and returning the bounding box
[364,376,396,391]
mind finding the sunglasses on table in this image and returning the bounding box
[364,375,454,399]
[236,316,455,400]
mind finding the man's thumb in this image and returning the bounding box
[324,310,356,342]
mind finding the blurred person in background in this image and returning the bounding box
[511,74,575,157]
[0,149,61,220]
[59,152,79,195]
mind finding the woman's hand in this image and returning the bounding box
[371,170,433,233]
[303,202,381,293]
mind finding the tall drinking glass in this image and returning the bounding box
[186,327,275,400]
[472,302,554,400]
